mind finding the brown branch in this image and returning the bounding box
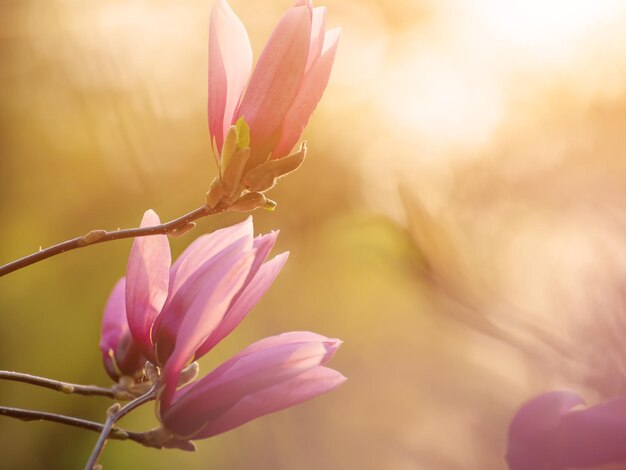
[0,405,193,451]
[0,205,223,278]
[0,370,117,398]
[0,405,131,442]
[85,384,159,469]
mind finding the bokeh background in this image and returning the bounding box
[2,0,626,468]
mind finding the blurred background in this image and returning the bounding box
[2,0,626,468]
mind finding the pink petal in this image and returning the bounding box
[169,217,253,298]
[208,0,253,153]
[558,396,626,468]
[249,230,279,279]
[508,392,626,469]
[242,331,339,356]
[508,390,585,443]
[195,251,289,357]
[100,278,127,355]
[101,278,129,379]
[155,234,254,358]
[236,5,312,167]
[194,366,346,438]
[161,332,341,435]
[272,27,340,159]
[168,225,280,358]
[101,278,147,380]
[125,210,171,360]
[159,243,256,406]
[507,390,586,470]
[305,7,327,72]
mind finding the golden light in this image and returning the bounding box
[474,0,626,62]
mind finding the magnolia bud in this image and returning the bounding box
[107,403,122,416]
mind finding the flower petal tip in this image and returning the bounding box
[321,338,342,363]
[141,209,162,226]
[509,390,586,441]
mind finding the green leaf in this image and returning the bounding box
[234,116,250,149]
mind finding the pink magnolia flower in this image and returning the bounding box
[158,331,346,439]
[208,0,341,169]
[100,211,288,384]
[506,390,626,469]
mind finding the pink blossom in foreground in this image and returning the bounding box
[506,390,626,469]
[208,0,340,168]
[158,332,346,438]
[100,211,287,385]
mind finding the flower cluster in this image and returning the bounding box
[97,0,343,453]
[0,0,348,462]
[101,212,345,442]
[0,0,342,466]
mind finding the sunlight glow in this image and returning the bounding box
[477,0,624,59]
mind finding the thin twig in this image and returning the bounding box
[0,406,131,441]
[0,405,194,452]
[0,204,221,277]
[0,371,116,398]
[84,384,159,469]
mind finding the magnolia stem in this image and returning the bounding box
[0,405,133,441]
[0,204,220,277]
[0,405,180,450]
[0,371,116,398]
[84,384,158,469]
